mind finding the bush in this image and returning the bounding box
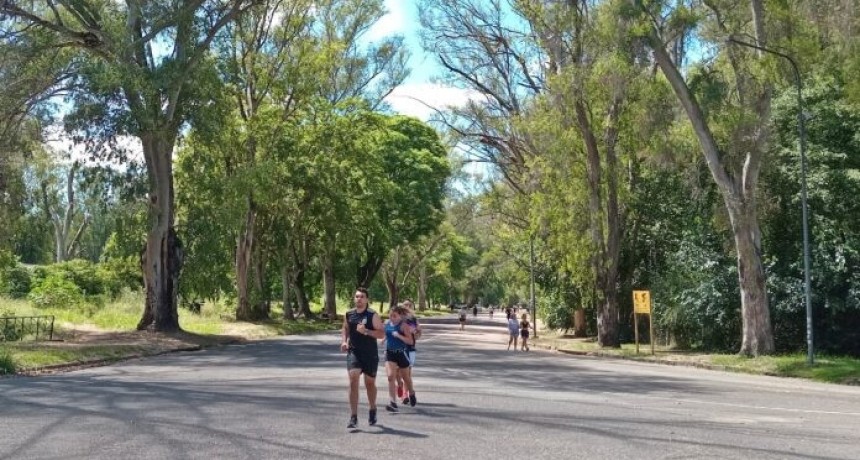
[0,348,15,375]
[32,259,106,297]
[1,309,21,341]
[28,274,85,310]
[100,256,143,295]
[0,249,32,298]
[1,265,32,298]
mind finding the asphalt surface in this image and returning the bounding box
[2,314,859,460]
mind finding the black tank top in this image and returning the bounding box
[346,308,378,354]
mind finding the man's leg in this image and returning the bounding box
[348,369,361,416]
[364,374,377,410]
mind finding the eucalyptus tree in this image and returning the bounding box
[35,158,88,262]
[1,0,256,331]
[216,0,317,320]
[631,0,777,355]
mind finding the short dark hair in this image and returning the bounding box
[355,287,369,297]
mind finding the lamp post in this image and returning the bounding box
[727,37,814,365]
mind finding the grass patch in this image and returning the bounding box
[711,354,860,384]
[533,333,860,385]
[3,343,152,369]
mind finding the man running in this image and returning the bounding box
[341,287,385,429]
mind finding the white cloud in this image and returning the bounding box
[385,83,483,120]
[367,0,408,40]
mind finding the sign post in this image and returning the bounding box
[632,290,654,355]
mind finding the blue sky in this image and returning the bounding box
[369,0,478,120]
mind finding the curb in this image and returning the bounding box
[1,338,244,378]
[533,341,736,374]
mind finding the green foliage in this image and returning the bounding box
[763,77,860,356]
[1,265,32,299]
[0,347,15,374]
[32,260,107,297]
[0,250,31,298]
[28,274,85,310]
[100,256,143,294]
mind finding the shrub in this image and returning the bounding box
[28,274,85,310]
[0,348,14,374]
[1,265,32,298]
[1,309,21,341]
[100,256,143,295]
[0,249,32,298]
[32,259,106,297]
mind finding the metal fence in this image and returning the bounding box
[0,315,55,342]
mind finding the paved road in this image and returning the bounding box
[2,315,859,460]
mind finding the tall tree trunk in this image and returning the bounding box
[729,201,775,355]
[252,241,269,319]
[322,251,337,318]
[385,278,399,311]
[575,99,620,348]
[293,266,312,318]
[137,132,182,332]
[649,20,775,355]
[281,265,295,321]
[235,200,256,321]
[356,254,384,289]
[418,265,428,311]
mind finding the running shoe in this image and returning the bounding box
[347,414,358,429]
[385,402,399,413]
[402,397,409,405]
[409,393,417,407]
[368,409,377,426]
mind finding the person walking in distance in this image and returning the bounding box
[341,287,385,429]
[397,299,421,406]
[520,313,531,351]
[507,313,520,351]
[458,306,467,331]
[384,306,415,413]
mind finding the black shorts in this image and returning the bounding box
[347,350,379,378]
[521,329,530,339]
[386,349,411,369]
[459,316,466,323]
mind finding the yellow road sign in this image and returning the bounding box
[633,290,651,314]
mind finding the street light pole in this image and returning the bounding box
[727,37,814,365]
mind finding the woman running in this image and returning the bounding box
[384,306,414,413]
[520,313,531,351]
[507,314,519,350]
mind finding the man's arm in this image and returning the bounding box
[368,313,385,339]
[340,315,350,351]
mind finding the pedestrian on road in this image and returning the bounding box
[472,305,478,317]
[459,307,467,331]
[505,306,512,320]
[507,314,520,350]
[520,313,531,351]
[341,287,385,429]
[397,299,420,406]
[489,305,494,319]
[384,306,415,413]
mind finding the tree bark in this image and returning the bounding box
[649,22,775,356]
[235,200,256,321]
[729,201,775,355]
[281,264,295,321]
[356,253,384,289]
[418,265,428,311]
[322,251,337,318]
[293,265,312,318]
[137,131,182,332]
